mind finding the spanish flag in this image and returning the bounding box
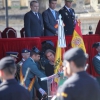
[54,14,66,83]
[71,22,86,53]
[54,42,65,83]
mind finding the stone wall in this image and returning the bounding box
[0,0,100,37]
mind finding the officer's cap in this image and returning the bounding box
[92,42,100,48]
[41,40,54,47]
[31,47,40,54]
[21,49,30,53]
[6,52,18,58]
[65,0,73,2]
[0,57,15,70]
[63,47,88,62]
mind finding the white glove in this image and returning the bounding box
[39,88,46,96]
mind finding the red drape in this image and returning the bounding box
[0,35,100,77]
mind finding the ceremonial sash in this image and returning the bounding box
[20,66,36,91]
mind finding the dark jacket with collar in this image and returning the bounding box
[57,71,100,100]
[0,79,30,100]
[42,8,59,36]
[93,53,100,75]
[24,10,44,37]
[59,6,75,35]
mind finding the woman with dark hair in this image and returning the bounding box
[44,49,55,76]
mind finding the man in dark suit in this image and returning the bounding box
[24,0,44,37]
[42,0,59,36]
[92,42,100,86]
[0,57,30,100]
[59,0,76,35]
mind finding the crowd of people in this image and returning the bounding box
[0,40,100,100]
[0,0,100,100]
[0,40,56,100]
[24,0,76,37]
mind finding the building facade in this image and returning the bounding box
[0,0,100,37]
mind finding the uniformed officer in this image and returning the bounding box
[6,52,18,62]
[6,52,19,81]
[0,57,31,100]
[59,0,76,35]
[92,42,100,85]
[57,47,100,100]
[22,47,47,100]
[17,49,30,82]
[18,49,30,66]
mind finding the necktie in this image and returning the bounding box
[69,9,73,16]
[35,12,41,24]
[35,12,39,19]
[52,10,56,19]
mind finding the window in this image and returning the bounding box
[85,0,90,5]
[98,0,100,4]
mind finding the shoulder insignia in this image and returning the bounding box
[61,92,68,97]
[57,92,68,98]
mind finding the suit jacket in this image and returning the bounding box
[24,10,44,37]
[0,79,30,100]
[42,8,59,36]
[22,57,46,89]
[93,54,100,75]
[59,6,75,35]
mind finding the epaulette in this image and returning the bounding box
[57,92,68,98]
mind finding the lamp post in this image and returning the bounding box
[5,0,9,27]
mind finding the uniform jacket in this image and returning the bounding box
[93,54,100,75]
[59,6,75,35]
[0,79,30,100]
[24,10,44,37]
[57,71,100,100]
[42,8,59,36]
[22,57,46,89]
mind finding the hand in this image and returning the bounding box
[39,88,47,96]
[41,93,48,100]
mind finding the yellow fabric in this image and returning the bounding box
[71,30,86,53]
[20,66,23,83]
[28,77,36,91]
[54,42,62,83]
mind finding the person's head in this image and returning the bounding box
[45,49,55,62]
[30,0,39,12]
[21,49,30,60]
[41,40,56,53]
[92,42,100,53]
[6,52,18,62]
[30,47,40,61]
[49,0,57,10]
[63,48,88,77]
[0,57,16,81]
[65,0,73,8]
